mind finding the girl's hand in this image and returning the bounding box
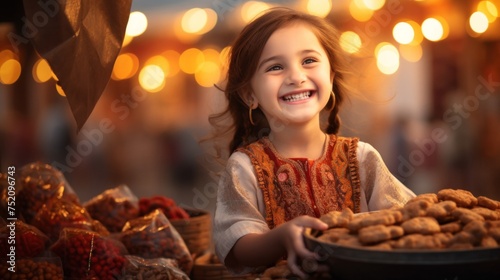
[275,215,328,278]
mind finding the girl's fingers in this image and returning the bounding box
[287,253,308,279]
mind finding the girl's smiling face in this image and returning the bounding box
[250,22,333,128]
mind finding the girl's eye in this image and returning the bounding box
[303,58,317,64]
[266,65,283,72]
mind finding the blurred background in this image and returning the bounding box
[1,0,499,215]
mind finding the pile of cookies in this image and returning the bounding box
[317,188,500,250]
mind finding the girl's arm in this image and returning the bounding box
[228,215,328,278]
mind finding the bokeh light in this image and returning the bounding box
[241,1,271,23]
[112,53,139,80]
[421,18,444,41]
[477,1,498,23]
[399,44,423,62]
[349,0,374,22]
[179,48,205,74]
[139,65,165,93]
[0,59,21,85]
[340,31,362,54]
[195,61,221,88]
[126,11,148,37]
[363,0,385,11]
[306,0,332,18]
[33,58,53,83]
[393,22,415,45]
[56,83,66,96]
[376,42,399,75]
[469,11,489,33]
[182,8,208,34]
[162,50,181,77]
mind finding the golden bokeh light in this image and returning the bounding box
[0,59,21,85]
[340,31,362,54]
[393,22,415,45]
[182,8,208,34]
[241,1,271,23]
[139,65,165,93]
[421,17,444,41]
[56,83,66,97]
[112,53,139,80]
[145,55,169,75]
[195,61,221,88]
[122,34,134,47]
[162,50,181,77]
[399,44,423,62]
[477,1,498,23]
[306,0,332,18]
[179,48,205,74]
[375,42,399,75]
[406,20,423,45]
[469,11,489,33]
[349,0,374,22]
[126,11,148,37]
[32,58,53,83]
[0,49,15,65]
[363,0,386,11]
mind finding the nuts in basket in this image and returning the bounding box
[317,188,500,250]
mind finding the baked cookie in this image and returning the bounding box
[426,201,457,222]
[401,200,433,221]
[471,207,500,221]
[477,196,500,210]
[317,227,350,243]
[452,208,485,224]
[393,234,443,249]
[439,221,462,234]
[348,210,402,232]
[358,225,404,245]
[437,189,478,208]
[401,217,441,235]
[407,193,438,204]
[320,208,353,228]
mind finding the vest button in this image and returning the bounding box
[278,172,288,182]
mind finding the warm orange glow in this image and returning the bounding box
[399,44,423,62]
[182,8,208,34]
[375,42,399,75]
[195,61,221,88]
[393,22,414,45]
[363,0,385,11]
[139,65,165,93]
[422,18,444,41]
[112,53,139,80]
[477,1,498,23]
[126,11,148,37]
[179,48,205,74]
[33,59,53,83]
[470,11,489,33]
[340,31,362,54]
[0,59,21,85]
[349,0,374,22]
[162,50,181,77]
[306,0,332,18]
[56,83,66,96]
[241,1,271,23]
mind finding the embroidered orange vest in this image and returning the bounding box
[237,135,361,229]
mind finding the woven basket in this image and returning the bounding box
[191,252,256,280]
[170,208,211,256]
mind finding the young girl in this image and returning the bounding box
[211,7,416,278]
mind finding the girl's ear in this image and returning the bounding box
[243,91,259,109]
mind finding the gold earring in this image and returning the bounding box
[249,105,255,125]
[326,90,336,111]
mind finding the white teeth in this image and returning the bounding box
[282,91,311,102]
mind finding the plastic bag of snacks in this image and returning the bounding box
[121,255,190,280]
[0,219,49,260]
[50,227,128,279]
[32,197,109,242]
[84,184,140,232]
[119,209,193,275]
[139,195,189,220]
[16,162,80,223]
[0,257,64,280]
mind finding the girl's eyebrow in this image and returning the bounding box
[257,49,322,70]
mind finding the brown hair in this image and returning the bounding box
[209,7,349,154]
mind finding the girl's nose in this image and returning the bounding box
[286,67,306,85]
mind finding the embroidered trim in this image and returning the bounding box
[346,137,361,213]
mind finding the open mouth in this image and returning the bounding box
[281,91,313,102]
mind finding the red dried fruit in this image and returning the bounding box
[84,185,140,232]
[139,196,189,220]
[0,220,49,260]
[16,162,80,223]
[32,198,109,241]
[120,209,193,275]
[51,228,127,280]
[0,258,64,279]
